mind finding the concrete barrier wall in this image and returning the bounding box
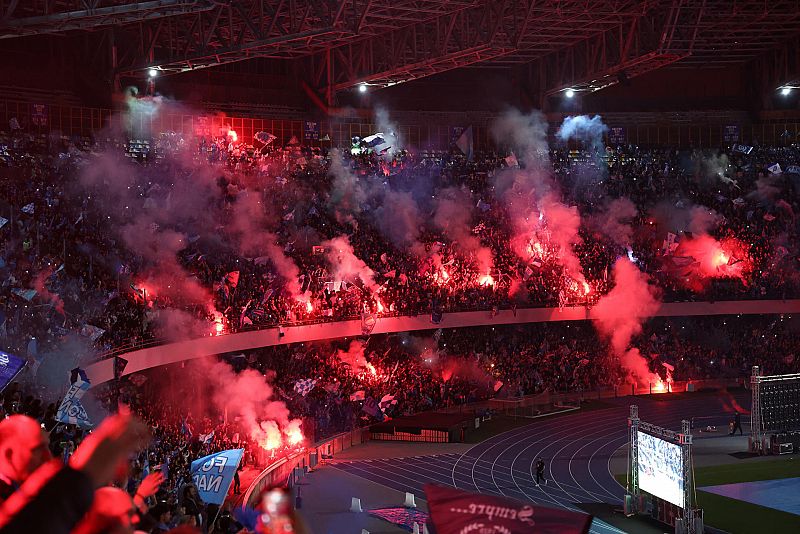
[241,376,746,507]
[86,299,800,385]
[244,427,370,508]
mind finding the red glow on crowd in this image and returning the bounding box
[651,376,667,393]
[441,367,454,382]
[283,420,304,446]
[212,311,225,335]
[133,281,154,300]
[670,235,751,289]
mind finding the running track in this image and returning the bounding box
[334,392,750,534]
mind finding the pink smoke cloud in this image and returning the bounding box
[322,235,378,292]
[591,258,661,385]
[433,187,493,274]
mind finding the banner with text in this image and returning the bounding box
[190,448,244,505]
[425,484,592,534]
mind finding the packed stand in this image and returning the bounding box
[2,122,800,367]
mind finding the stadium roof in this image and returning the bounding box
[1,1,799,102]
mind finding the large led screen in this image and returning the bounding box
[637,430,684,508]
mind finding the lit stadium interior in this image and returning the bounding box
[0,2,800,533]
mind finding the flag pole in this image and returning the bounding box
[208,451,244,529]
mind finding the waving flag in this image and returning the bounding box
[181,418,194,438]
[56,368,93,428]
[254,131,277,146]
[199,430,215,444]
[21,203,34,214]
[155,456,170,479]
[362,396,382,419]
[361,133,386,148]
[0,350,26,392]
[11,288,37,301]
[113,356,128,380]
[361,312,377,336]
[379,394,397,413]
[294,378,317,397]
[190,449,244,505]
[455,126,473,161]
[79,324,105,342]
[130,283,147,301]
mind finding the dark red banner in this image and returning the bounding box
[424,484,592,534]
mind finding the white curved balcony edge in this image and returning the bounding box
[85,299,800,386]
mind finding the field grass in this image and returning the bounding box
[693,457,800,486]
[696,490,800,534]
[693,458,800,534]
[617,457,800,534]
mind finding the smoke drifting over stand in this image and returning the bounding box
[591,258,661,385]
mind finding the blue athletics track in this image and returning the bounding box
[333,390,750,534]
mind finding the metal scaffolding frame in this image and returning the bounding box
[750,365,763,453]
[749,365,800,454]
[2,1,800,104]
[628,404,700,534]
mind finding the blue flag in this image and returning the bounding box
[56,368,92,428]
[199,430,215,444]
[181,418,193,438]
[190,449,244,505]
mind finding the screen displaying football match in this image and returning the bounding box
[637,430,684,508]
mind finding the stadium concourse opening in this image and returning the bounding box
[3,1,800,533]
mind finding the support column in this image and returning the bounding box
[627,405,640,514]
[750,365,762,453]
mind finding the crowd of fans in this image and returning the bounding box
[127,313,797,445]
[1,123,799,366]
[2,309,798,532]
[1,115,800,533]
[0,379,255,533]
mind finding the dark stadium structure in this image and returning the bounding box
[1,2,800,534]
[1,1,799,112]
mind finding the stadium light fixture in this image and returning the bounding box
[565,89,575,98]
[359,83,368,93]
[780,87,792,96]
[148,68,159,78]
